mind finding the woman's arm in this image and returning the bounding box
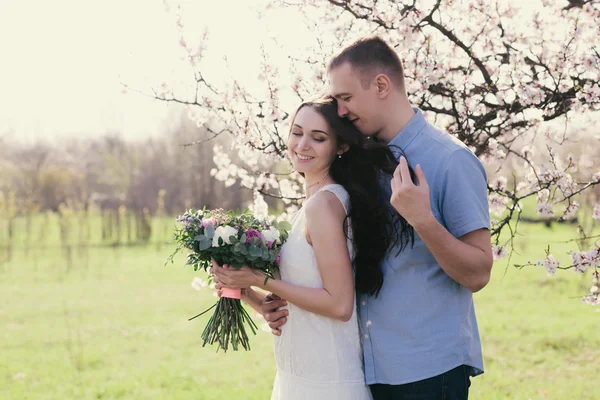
[240,287,267,314]
[212,265,267,314]
[214,191,355,322]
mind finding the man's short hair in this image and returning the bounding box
[328,36,405,89]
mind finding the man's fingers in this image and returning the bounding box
[268,316,287,329]
[264,299,288,310]
[415,164,428,188]
[265,293,282,301]
[399,156,412,185]
[264,293,275,302]
[264,308,288,323]
[393,162,402,184]
[271,328,281,336]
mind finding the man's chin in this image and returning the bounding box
[365,131,383,142]
[352,120,367,133]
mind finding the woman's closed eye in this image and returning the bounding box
[292,131,325,142]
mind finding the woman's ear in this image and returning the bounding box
[338,144,350,156]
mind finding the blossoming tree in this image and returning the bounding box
[155,0,600,304]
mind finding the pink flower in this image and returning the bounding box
[275,253,281,265]
[245,229,261,243]
[536,202,554,218]
[537,254,559,276]
[267,241,274,249]
[563,201,580,220]
[202,217,216,228]
[592,204,600,220]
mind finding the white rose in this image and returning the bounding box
[261,227,281,245]
[212,226,239,247]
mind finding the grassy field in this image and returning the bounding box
[1,218,598,400]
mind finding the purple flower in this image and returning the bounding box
[275,252,281,265]
[267,241,273,249]
[177,214,193,224]
[177,214,196,232]
[245,228,261,243]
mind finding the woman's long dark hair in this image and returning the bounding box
[292,97,415,297]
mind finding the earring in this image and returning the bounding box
[338,154,342,159]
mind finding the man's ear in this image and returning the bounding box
[374,73,392,98]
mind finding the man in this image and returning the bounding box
[264,36,493,399]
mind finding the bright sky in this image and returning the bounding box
[0,0,307,144]
[0,0,573,145]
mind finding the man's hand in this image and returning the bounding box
[261,293,288,336]
[391,156,434,229]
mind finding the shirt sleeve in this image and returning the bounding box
[438,147,490,238]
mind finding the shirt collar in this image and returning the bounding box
[387,107,427,154]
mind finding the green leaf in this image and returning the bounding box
[233,242,243,253]
[240,246,248,256]
[229,235,238,245]
[240,233,247,244]
[205,224,215,238]
[199,239,211,251]
[194,234,206,242]
[277,221,292,231]
[249,245,262,257]
[251,237,260,246]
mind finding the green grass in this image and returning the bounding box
[1,220,598,399]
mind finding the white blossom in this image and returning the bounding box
[492,245,508,260]
[212,226,239,247]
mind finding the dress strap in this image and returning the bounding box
[317,184,350,215]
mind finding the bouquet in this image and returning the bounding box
[166,208,290,351]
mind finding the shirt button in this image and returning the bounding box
[364,334,369,339]
[361,301,366,306]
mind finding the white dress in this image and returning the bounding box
[271,184,372,400]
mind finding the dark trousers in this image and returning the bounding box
[369,365,472,400]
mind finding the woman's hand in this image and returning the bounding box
[211,258,264,290]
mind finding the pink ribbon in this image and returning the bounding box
[220,288,241,299]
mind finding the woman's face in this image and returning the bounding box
[287,106,340,177]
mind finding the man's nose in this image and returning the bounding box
[337,102,348,118]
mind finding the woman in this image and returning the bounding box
[212,96,414,400]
